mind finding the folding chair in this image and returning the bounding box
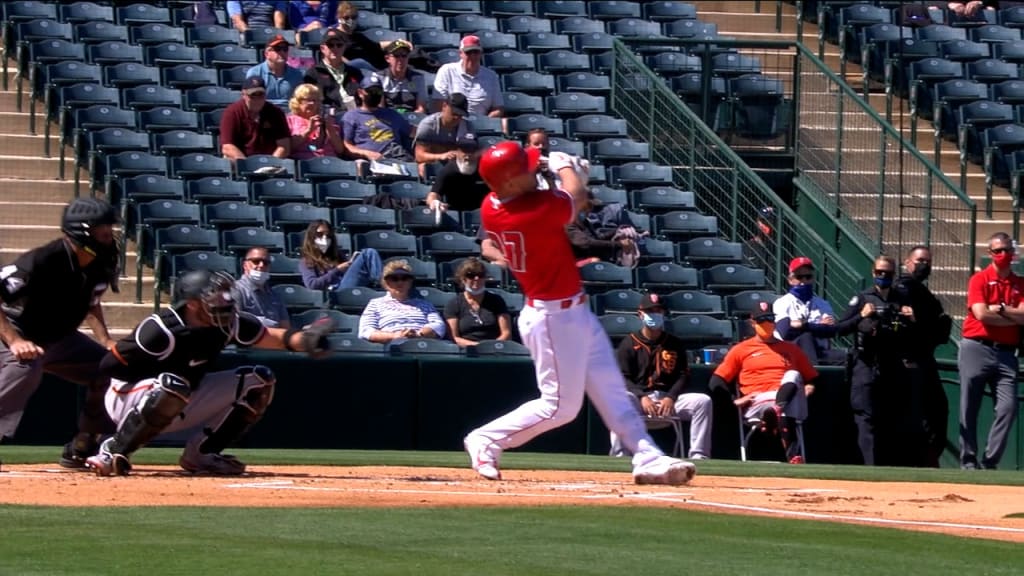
[736,378,808,463]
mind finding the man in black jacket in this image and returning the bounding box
[612,293,712,460]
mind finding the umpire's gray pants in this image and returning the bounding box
[958,338,1020,469]
[0,331,110,440]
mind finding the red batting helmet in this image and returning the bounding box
[478,141,539,193]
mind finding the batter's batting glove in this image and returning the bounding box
[547,151,576,174]
[299,318,334,358]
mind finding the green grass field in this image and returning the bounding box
[1,447,1023,576]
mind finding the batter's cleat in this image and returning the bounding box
[789,455,805,465]
[85,439,132,477]
[59,433,101,469]
[633,456,696,486]
[178,451,247,475]
[464,435,501,481]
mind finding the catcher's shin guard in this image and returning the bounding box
[108,373,191,456]
[199,365,275,455]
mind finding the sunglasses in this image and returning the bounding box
[390,52,410,58]
[873,269,894,277]
[247,258,269,266]
[464,273,485,280]
[325,42,345,48]
[269,46,289,52]
[386,274,413,282]
[991,247,1015,254]
[793,273,814,281]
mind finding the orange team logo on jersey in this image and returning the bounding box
[659,349,677,373]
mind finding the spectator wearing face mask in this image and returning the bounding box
[341,74,414,163]
[297,219,383,290]
[772,256,845,365]
[425,146,487,214]
[414,93,475,166]
[444,258,512,346]
[232,246,291,328]
[330,1,390,72]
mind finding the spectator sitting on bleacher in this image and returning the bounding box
[413,93,476,166]
[220,77,292,161]
[233,246,291,329]
[948,1,996,20]
[298,219,382,290]
[432,35,503,118]
[331,1,389,72]
[566,191,643,268]
[379,39,428,114]
[773,256,846,366]
[358,259,446,344]
[247,35,306,109]
[289,0,338,35]
[444,258,512,346]
[303,27,364,112]
[287,83,346,160]
[227,1,287,33]
[341,74,415,166]
[426,147,488,214]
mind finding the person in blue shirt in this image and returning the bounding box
[341,74,414,162]
[246,34,306,109]
[289,0,338,33]
[227,0,287,32]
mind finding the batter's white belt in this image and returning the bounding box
[525,293,587,311]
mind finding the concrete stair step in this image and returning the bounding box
[0,89,43,115]
[0,178,79,202]
[0,201,65,225]
[0,154,75,180]
[0,132,56,157]
[0,111,46,136]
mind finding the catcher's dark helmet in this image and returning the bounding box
[61,197,119,256]
[173,269,238,332]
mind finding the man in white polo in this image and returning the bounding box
[432,35,503,118]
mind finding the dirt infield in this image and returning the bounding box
[2,464,1023,543]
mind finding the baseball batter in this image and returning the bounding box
[463,141,696,485]
[86,269,333,476]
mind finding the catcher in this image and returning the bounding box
[86,269,333,476]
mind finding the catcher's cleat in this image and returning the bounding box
[464,435,501,480]
[86,438,132,477]
[179,451,246,475]
[633,456,696,486]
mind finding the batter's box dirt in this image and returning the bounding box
[1,465,1022,543]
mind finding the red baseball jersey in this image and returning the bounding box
[481,188,581,300]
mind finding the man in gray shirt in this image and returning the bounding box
[414,93,477,165]
[232,246,291,329]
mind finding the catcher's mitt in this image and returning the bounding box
[299,318,334,358]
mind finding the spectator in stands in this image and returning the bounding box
[414,93,476,165]
[298,219,382,290]
[948,1,996,20]
[303,27,364,112]
[220,77,291,161]
[247,35,306,109]
[288,0,338,35]
[341,74,414,163]
[525,128,550,155]
[287,83,345,160]
[444,258,512,346]
[425,147,488,214]
[746,205,776,267]
[613,293,712,460]
[358,259,446,343]
[379,39,428,114]
[772,256,846,365]
[331,1,389,72]
[709,301,817,464]
[432,35,503,118]
[566,192,643,268]
[233,246,291,329]
[227,1,287,33]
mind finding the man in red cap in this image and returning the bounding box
[772,256,845,365]
[432,35,503,118]
[710,301,818,464]
[462,141,696,485]
[246,34,306,108]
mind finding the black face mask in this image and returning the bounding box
[363,89,383,107]
[911,262,931,282]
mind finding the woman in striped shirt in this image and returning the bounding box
[358,259,446,343]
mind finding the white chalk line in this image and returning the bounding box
[222,479,1024,536]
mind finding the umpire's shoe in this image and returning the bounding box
[179,451,246,475]
[59,433,100,469]
[85,438,132,477]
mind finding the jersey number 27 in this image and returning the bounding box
[488,230,526,273]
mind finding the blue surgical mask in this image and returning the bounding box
[248,270,268,286]
[874,276,893,289]
[641,312,664,329]
[789,283,813,302]
[465,285,486,296]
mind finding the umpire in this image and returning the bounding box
[837,255,921,466]
[0,197,120,467]
[898,245,952,467]
[958,232,1023,470]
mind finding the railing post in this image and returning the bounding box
[795,0,804,44]
[877,129,888,251]
[834,83,845,216]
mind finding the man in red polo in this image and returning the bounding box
[959,232,1024,470]
[219,76,291,161]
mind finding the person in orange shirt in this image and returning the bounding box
[709,301,818,463]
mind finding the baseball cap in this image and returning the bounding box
[242,76,266,95]
[386,39,413,55]
[639,293,666,311]
[446,93,469,116]
[266,34,290,49]
[359,73,382,90]
[322,27,347,43]
[788,256,814,274]
[751,301,775,323]
[460,35,483,52]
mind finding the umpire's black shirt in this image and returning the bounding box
[0,239,111,345]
